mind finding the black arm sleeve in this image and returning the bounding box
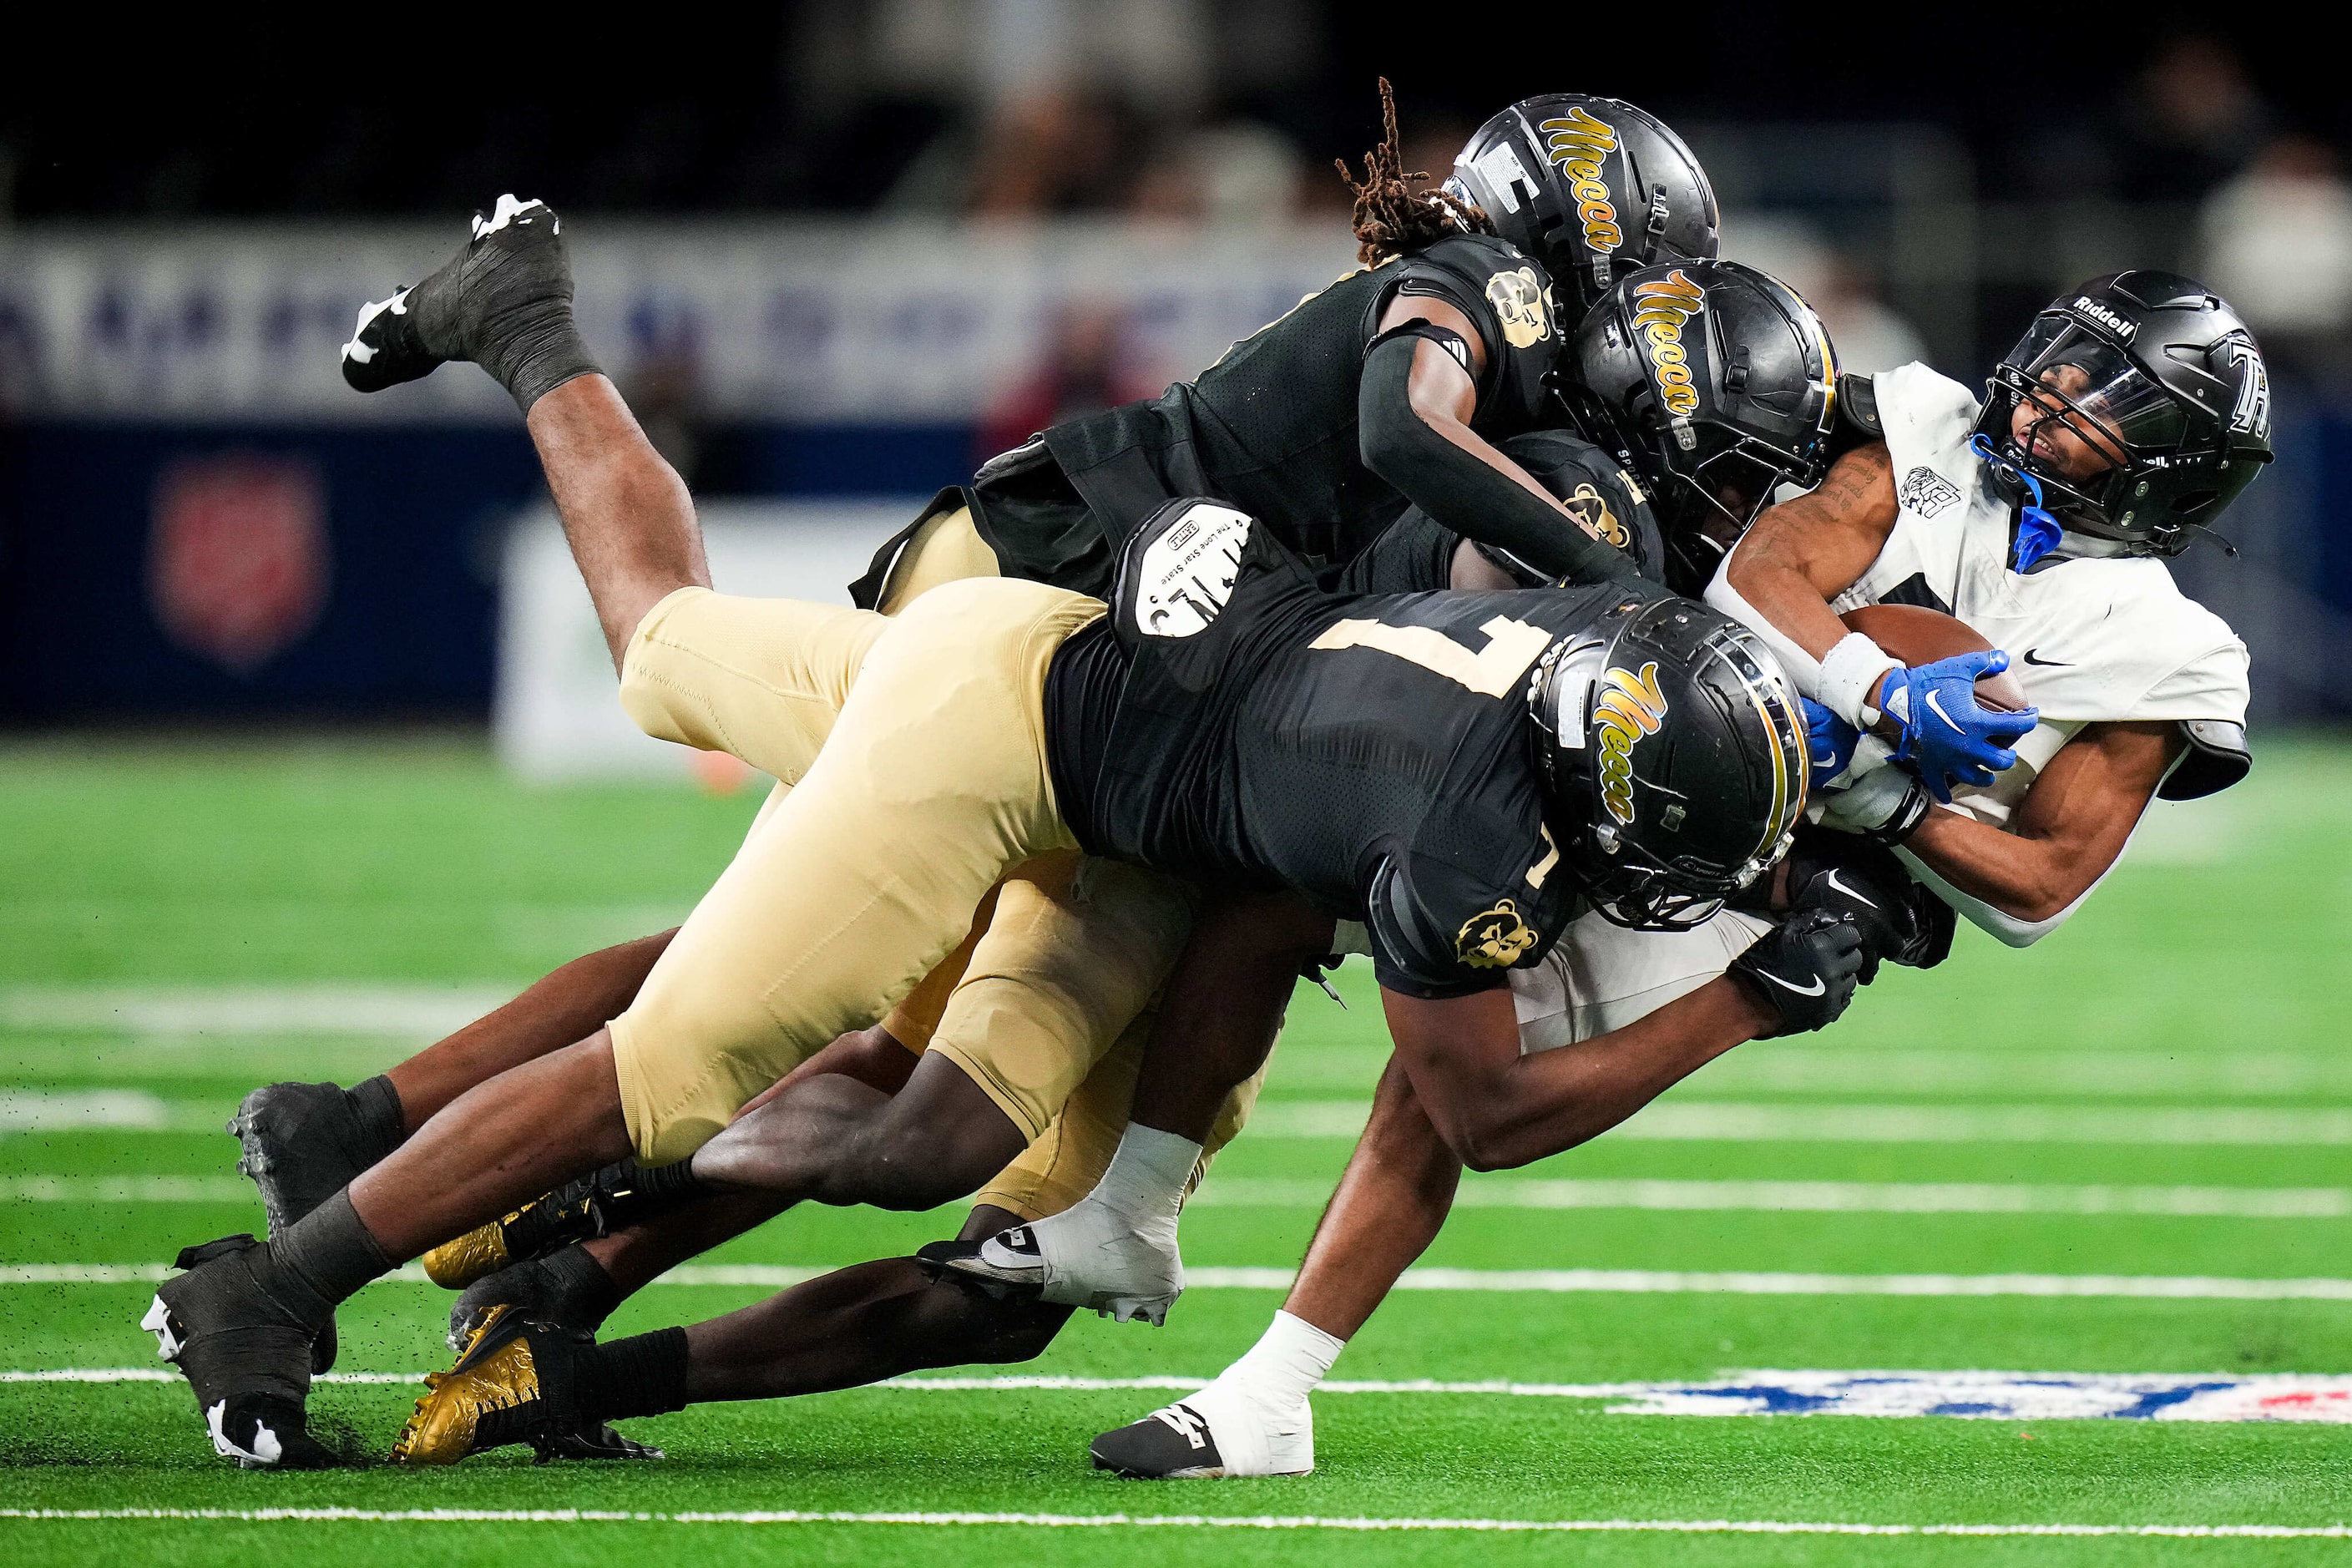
[1358,331,1637,585]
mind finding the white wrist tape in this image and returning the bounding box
[1818,632,1899,731]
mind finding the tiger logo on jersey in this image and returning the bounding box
[1562,482,1630,549]
[1595,661,1669,826]
[1457,899,1539,969]
[1485,267,1553,350]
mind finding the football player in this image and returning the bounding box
[146,196,1833,1469]
[230,89,1713,1377]
[1082,273,2266,1479]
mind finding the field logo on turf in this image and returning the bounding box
[1538,107,1624,256]
[1631,272,1706,417]
[1595,661,1669,825]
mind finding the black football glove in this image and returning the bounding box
[1728,908,1866,1038]
[1783,827,1956,972]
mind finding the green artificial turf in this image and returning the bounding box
[3,732,2350,1563]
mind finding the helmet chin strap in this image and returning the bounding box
[1970,432,2064,572]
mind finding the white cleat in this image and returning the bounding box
[1090,1377,1314,1478]
[924,1201,1183,1325]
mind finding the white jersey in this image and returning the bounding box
[1836,362,2250,829]
[1334,906,1773,1055]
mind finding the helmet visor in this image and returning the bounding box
[2009,319,2189,458]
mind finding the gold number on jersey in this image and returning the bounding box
[1308,615,1554,698]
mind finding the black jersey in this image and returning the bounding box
[1044,498,1669,999]
[970,234,1566,598]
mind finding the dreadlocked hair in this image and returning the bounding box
[1338,78,1491,266]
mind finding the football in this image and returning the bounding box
[1840,603,2032,713]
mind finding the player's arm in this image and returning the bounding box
[1712,440,1899,680]
[1899,720,2183,936]
[1359,293,1634,584]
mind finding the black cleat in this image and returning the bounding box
[228,1081,367,1373]
[1090,1403,1227,1479]
[142,1235,336,1469]
[340,195,577,395]
[392,1304,660,1466]
[448,1244,620,1353]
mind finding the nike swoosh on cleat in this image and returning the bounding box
[2021,648,2071,667]
[1823,869,1878,908]
[1758,970,1828,997]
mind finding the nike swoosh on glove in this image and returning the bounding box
[1727,908,1867,1037]
[1874,652,2038,803]
[1801,698,1859,787]
[1782,831,1955,973]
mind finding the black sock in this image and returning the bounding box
[542,1244,625,1333]
[575,1328,690,1423]
[253,1189,393,1327]
[344,1075,406,1169]
[630,1160,710,1206]
[474,290,599,417]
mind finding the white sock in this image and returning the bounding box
[1222,1310,1344,1409]
[1090,1123,1204,1230]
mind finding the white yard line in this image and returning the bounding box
[0,1506,2341,1537]
[13,1261,2352,1301]
[14,1366,2352,1423]
[1246,1100,2352,1143]
[0,1176,254,1202]
[0,987,513,1037]
[1193,1177,2352,1217]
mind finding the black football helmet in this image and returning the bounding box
[1444,94,1719,316]
[1970,271,2272,557]
[1564,260,1840,594]
[1527,593,1808,929]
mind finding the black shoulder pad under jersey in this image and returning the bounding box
[1824,373,1884,463]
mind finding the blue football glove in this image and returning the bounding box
[1801,698,1859,785]
[1874,651,2038,802]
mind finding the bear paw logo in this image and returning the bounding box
[1457,899,1539,969]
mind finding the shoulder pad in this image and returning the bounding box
[2159,719,2251,801]
[1838,373,1882,437]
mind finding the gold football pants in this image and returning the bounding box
[609,576,1101,1162]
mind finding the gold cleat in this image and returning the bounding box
[420,1217,512,1289]
[390,1304,542,1465]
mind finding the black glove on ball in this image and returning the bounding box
[1782,828,1956,973]
[1729,908,1866,1037]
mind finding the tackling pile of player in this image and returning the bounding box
[145,83,2268,1478]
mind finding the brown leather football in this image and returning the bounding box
[1840,604,2031,713]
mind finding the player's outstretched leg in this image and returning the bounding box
[918,1125,1196,1326]
[225,1077,402,1373]
[1088,1310,1340,1479]
[340,195,598,407]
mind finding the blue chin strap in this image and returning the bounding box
[1970,433,2064,573]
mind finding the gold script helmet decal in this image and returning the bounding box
[1485,266,1553,349]
[1457,899,1540,969]
[1538,107,1624,257]
[1594,661,1670,827]
[1631,271,1707,417]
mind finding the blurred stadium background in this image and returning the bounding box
[8,7,2352,1555]
[5,5,2352,743]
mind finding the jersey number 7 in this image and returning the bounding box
[1308,615,1553,698]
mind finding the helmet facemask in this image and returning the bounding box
[1972,307,2270,557]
